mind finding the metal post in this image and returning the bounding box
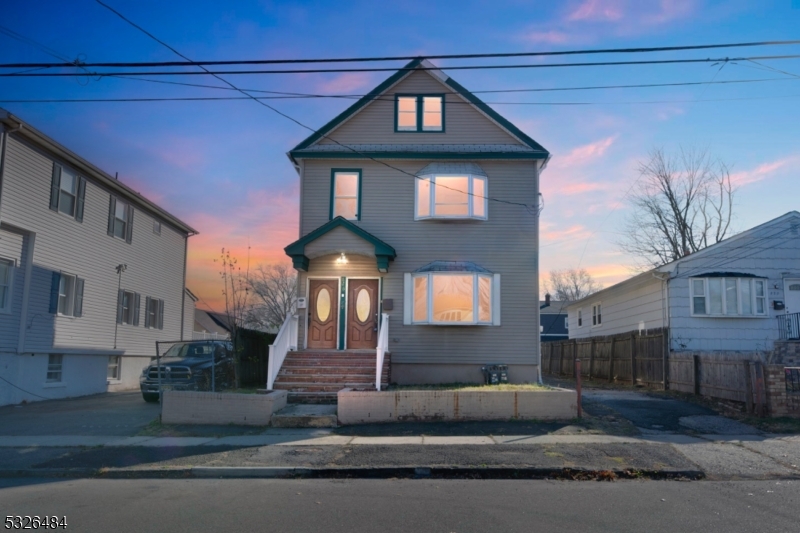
[210,339,215,392]
[575,358,582,418]
[155,341,162,420]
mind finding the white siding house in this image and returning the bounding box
[567,211,800,353]
[0,110,197,405]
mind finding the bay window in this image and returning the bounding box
[690,277,767,317]
[406,270,500,325]
[415,174,488,220]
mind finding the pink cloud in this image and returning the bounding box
[567,0,624,22]
[521,30,572,45]
[729,157,797,187]
[558,181,613,196]
[553,136,617,167]
[316,73,375,93]
[151,137,209,171]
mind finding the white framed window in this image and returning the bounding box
[47,354,63,383]
[577,309,582,327]
[113,200,129,239]
[57,274,76,316]
[592,303,602,326]
[0,258,13,313]
[153,220,162,235]
[415,174,487,220]
[58,167,78,216]
[107,356,121,380]
[396,95,444,132]
[145,296,164,329]
[50,272,84,317]
[565,317,569,330]
[117,290,140,326]
[690,277,768,317]
[108,197,134,243]
[331,170,361,220]
[408,272,498,325]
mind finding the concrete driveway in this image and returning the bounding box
[0,392,158,436]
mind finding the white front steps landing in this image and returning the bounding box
[272,350,390,404]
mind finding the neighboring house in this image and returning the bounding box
[274,58,549,396]
[0,110,197,406]
[194,309,232,339]
[566,212,800,353]
[540,300,571,342]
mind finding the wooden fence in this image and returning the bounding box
[236,329,277,387]
[542,329,667,389]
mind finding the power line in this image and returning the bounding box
[5,54,800,77]
[93,0,539,214]
[3,39,800,69]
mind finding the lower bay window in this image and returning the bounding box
[690,276,767,317]
[404,269,500,325]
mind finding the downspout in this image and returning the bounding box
[180,237,188,340]
[535,160,543,385]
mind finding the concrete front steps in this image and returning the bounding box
[273,350,390,404]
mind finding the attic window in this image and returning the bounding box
[396,95,443,132]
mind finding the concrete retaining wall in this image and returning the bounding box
[162,390,287,426]
[337,388,577,424]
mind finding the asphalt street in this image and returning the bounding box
[1,478,797,533]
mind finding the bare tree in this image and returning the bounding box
[217,248,250,388]
[543,268,602,301]
[247,264,297,330]
[620,147,735,269]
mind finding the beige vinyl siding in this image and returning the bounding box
[317,70,521,146]
[0,227,25,351]
[567,276,666,339]
[1,134,187,356]
[305,226,375,258]
[298,158,540,365]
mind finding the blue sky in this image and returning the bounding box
[3,0,800,309]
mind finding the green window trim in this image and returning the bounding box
[394,94,445,133]
[329,168,363,221]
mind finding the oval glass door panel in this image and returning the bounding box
[316,288,331,322]
[356,288,371,323]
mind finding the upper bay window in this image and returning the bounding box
[416,170,487,220]
[330,169,361,220]
[690,276,767,317]
[396,95,444,132]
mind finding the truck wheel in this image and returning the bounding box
[142,393,160,403]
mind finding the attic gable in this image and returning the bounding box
[289,59,548,158]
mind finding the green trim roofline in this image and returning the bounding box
[287,58,550,162]
[284,216,397,273]
[291,151,547,160]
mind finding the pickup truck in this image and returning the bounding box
[139,340,235,402]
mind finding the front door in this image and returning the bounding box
[308,279,338,349]
[347,279,379,349]
[785,279,800,339]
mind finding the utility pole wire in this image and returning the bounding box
[5,54,800,77]
[2,38,800,69]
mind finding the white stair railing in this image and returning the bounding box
[267,309,298,390]
[376,313,389,391]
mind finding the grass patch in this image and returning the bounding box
[387,382,553,392]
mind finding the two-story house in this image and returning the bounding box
[269,60,550,401]
[0,110,197,406]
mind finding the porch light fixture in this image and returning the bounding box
[336,253,348,265]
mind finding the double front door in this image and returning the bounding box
[307,278,379,350]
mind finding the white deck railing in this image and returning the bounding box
[266,309,298,390]
[376,313,389,391]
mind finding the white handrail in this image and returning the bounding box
[376,313,389,391]
[267,309,298,390]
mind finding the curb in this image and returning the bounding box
[0,466,706,481]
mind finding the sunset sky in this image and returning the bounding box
[3,0,800,311]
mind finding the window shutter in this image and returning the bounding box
[403,273,412,325]
[492,274,501,326]
[49,163,61,211]
[125,205,134,243]
[73,277,84,317]
[144,296,151,328]
[133,293,141,326]
[48,272,61,314]
[75,177,86,222]
[158,299,164,330]
[108,197,116,236]
[116,289,124,324]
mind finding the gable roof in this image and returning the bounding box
[284,216,397,272]
[567,211,800,308]
[288,59,549,163]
